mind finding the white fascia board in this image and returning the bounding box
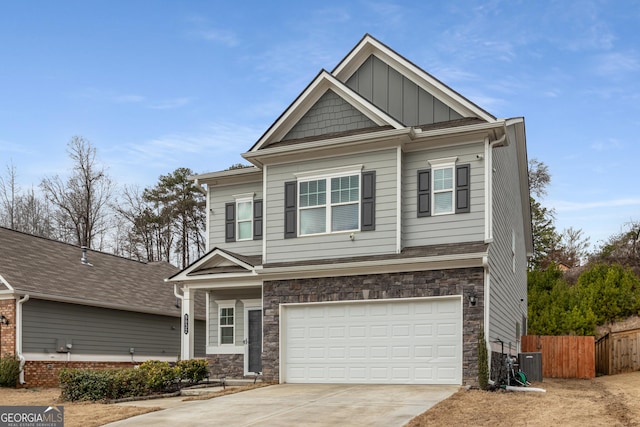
[0,274,14,291]
[257,252,488,280]
[333,35,496,122]
[507,117,534,255]
[166,249,256,282]
[251,71,404,152]
[191,168,263,186]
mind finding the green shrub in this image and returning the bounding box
[0,356,21,387]
[177,359,209,384]
[59,369,112,401]
[112,368,150,399]
[138,360,178,392]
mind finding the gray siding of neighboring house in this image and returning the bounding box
[283,90,376,141]
[487,126,529,349]
[208,180,263,254]
[265,148,398,263]
[346,55,464,126]
[402,141,486,247]
[23,299,206,358]
[207,289,261,349]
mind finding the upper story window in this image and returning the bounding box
[433,164,454,215]
[236,199,253,240]
[225,195,263,242]
[285,166,375,239]
[417,157,470,218]
[299,174,360,235]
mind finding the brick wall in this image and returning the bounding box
[0,299,16,357]
[262,267,484,385]
[207,354,244,378]
[22,361,137,388]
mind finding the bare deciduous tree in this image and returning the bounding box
[40,136,113,248]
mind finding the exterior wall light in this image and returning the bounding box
[468,292,477,307]
[0,315,8,325]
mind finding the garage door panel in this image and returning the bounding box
[283,298,462,384]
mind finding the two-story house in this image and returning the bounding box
[168,34,532,386]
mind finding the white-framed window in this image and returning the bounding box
[298,173,360,235]
[429,157,457,215]
[218,300,236,346]
[236,198,253,241]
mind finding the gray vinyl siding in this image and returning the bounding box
[402,142,485,247]
[283,90,376,141]
[23,299,206,358]
[208,181,263,254]
[487,125,529,347]
[265,149,398,263]
[208,289,261,348]
[346,55,464,126]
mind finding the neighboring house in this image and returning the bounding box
[168,34,532,386]
[0,227,205,387]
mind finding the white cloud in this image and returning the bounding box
[149,97,193,110]
[594,51,640,76]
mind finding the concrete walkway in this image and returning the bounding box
[105,384,459,427]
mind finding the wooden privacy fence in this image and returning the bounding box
[596,328,640,376]
[521,335,595,379]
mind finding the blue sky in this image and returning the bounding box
[1,1,639,250]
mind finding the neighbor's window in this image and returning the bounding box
[219,305,235,345]
[236,199,253,240]
[299,174,359,235]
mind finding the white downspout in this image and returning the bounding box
[17,294,30,384]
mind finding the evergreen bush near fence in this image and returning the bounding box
[0,356,21,387]
[59,359,210,401]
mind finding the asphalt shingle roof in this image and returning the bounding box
[0,227,183,317]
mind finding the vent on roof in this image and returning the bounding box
[80,246,92,266]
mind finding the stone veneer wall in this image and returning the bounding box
[207,354,245,378]
[262,267,484,385]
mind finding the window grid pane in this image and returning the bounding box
[331,175,359,204]
[300,179,326,207]
[434,168,453,191]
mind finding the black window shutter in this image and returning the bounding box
[417,169,431,217]
[225,202,236,242]
[284,181,297,238]
[253,199,263,240]
[361,170,376,231]
[455,164,471,213]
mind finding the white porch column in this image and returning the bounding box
[181,286,195,360]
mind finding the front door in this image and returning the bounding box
[247,309,262,373]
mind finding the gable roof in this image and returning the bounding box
[247,34,496,154]
[0,227,184,317]
[167,247,262,282]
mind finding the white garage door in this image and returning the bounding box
[282,297,462,384]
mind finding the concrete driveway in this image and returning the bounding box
[105,384,459,427]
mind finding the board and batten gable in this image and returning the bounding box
[22,298,206,358]
[207,180,263,255]
[487,125,529,349]
[345,54,464,126]
[265,148,398,263]
[402,141,486,248]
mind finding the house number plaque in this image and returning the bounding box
[184,314,189,334]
